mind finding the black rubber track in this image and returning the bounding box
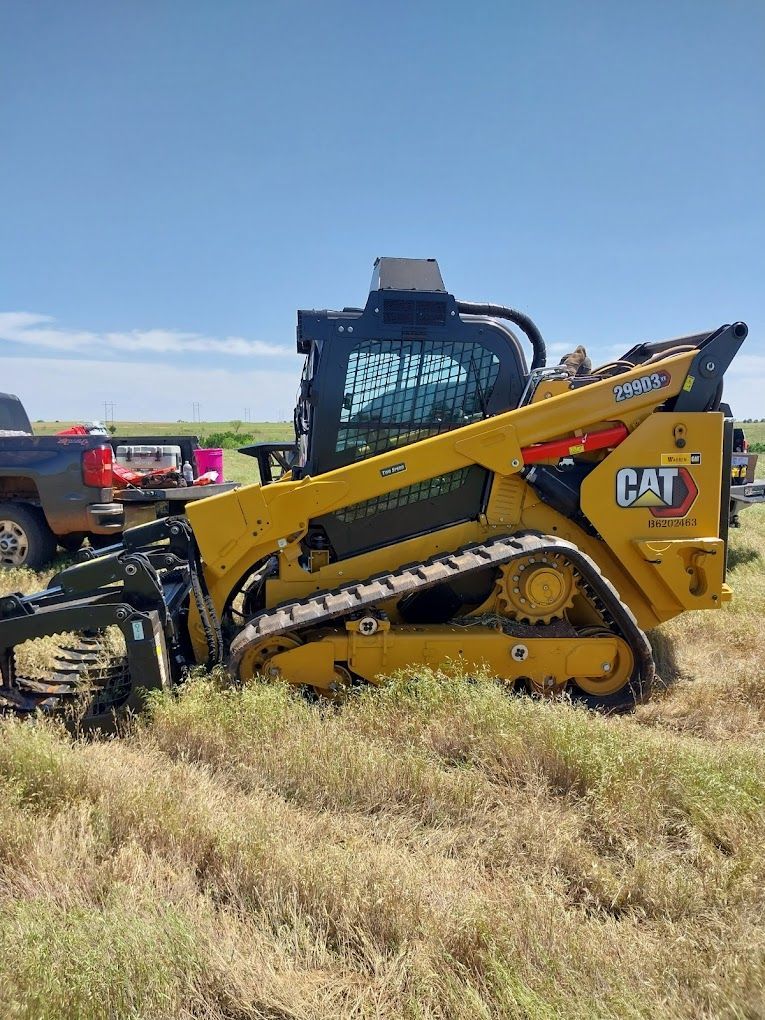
[230,531,654,712]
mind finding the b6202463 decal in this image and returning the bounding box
[613,371,670,402]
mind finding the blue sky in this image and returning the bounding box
[1,0,763,422]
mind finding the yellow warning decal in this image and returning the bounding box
[155,635,168,688]
[682,376,695,392]
[568,443,585,455]
[661,452,702,466]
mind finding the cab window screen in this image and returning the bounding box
[383,299,447,326]
[336,339,499,459]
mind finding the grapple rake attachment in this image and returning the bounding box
[0,518,211,729]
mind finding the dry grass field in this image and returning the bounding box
[0,496,764,1016]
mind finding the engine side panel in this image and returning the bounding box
[581,411,727,614]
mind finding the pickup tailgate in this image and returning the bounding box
[0,434,122,535]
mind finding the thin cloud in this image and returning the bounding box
[728,353,765,376]
[3,320,761,420]
[4,354,297,421]
[0,312,287,358]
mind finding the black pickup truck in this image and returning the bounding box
[0,393,124,568]
[0,394,238,569]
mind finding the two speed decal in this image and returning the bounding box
[614,371,670,402]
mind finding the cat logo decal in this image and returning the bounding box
[615,467,698,518]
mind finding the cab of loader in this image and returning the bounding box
[292,258,539,474]
[280,257,546,560]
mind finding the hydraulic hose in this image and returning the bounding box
[456,301,547,371]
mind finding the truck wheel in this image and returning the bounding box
[0,504,58,570]
[58,532,86,553]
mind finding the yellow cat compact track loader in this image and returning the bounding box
[0,258,748,726]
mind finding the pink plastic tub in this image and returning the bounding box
[194,447,224,480]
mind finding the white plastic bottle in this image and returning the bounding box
[182,461,194,484]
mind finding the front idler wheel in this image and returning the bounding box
[568,626,646,713]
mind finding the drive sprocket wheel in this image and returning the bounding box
[495,554,577,624]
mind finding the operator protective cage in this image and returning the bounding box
[289,258,536,558]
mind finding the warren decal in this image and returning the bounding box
[615,466,698,518]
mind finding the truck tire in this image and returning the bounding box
[0,503,58,570]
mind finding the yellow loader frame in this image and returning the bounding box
[185,341,729,689]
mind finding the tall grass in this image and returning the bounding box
[0,508,764,1018]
